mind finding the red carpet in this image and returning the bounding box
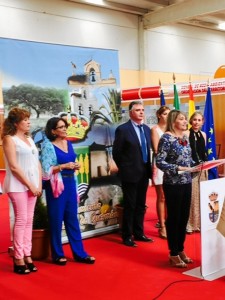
[0,182,225,300]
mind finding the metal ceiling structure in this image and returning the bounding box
[68,0,225,32]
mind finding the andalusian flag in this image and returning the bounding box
[173,83,180,109]
[188,82,195,128]
[202,86,218,180]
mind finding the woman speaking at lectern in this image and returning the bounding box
[156,110,194,268]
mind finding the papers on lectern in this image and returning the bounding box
[178,159,225,174]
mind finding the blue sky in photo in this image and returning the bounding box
[0,38,120,89]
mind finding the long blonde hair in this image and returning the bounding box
[166,110,187,134]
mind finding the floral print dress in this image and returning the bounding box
[156,133,194,185]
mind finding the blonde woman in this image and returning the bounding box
[186,111,208,234]
[156,110,194,268]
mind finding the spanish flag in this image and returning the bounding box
[188,82,195,128]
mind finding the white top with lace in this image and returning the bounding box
[3,135,39,193]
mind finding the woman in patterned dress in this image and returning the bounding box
[156,110,194,268]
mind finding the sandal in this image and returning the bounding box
[14,264,30,275]
[13,258,30,275]
[53,257,67,266]
[24,256,38,272]
[169,255,187,268]
[178,251,193,264]
[74,254,95,264]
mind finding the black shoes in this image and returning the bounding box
[26,262,38,272]
[134,235,154,242]
[24,256,38,272]
[123,238,137,247]
[53,256,67,266]
[53,255,96,265]
[13,257,31,275]
[123,234,154,246]
[74,254,95,264]
[14,263,30,275]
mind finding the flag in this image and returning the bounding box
[173,83,180,109]
[202,86,218,180]
[160,89,166,106]
[188,82,195,128]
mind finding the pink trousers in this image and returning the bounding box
[8,191,37,259]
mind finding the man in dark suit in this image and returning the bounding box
[113,101,154,247]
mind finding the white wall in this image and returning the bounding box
[1,0,225,77]
[0,0,140,70]
[147,24,225,77]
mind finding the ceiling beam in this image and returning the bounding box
[143,0,225,29]
[67,0,149,15]
[141,0,169,5]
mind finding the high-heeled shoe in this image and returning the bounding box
[169,255,187,268]
[13,258,30,275]
[74,254,95,264]
[178,251,193,264]
[158,226,167,239]
[24,256,38,272]
[53,257,67,266]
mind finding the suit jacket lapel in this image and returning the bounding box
[128,120,140,144]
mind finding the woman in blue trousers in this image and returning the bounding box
[41,117,95,265]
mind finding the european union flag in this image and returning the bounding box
[202,86,218,180]
[160,89,166,106]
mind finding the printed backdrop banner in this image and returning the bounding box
[0,37,122,239]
